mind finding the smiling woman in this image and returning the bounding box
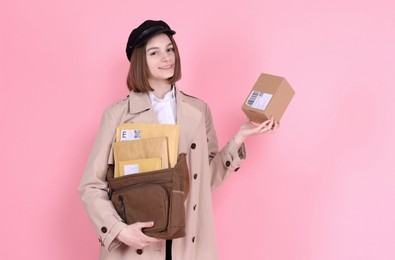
[78,20,279,260]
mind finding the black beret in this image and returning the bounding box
[126,20,176,61]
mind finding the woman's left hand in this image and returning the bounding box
[233,116,279,147]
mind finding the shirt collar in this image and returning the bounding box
[148,85,175,103]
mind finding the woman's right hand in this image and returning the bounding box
[116,221,162,249]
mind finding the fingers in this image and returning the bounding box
[136,221,160,242]
[256,117,274,133]
[137,221,155,229]
[117,221,161,249]
[267,117,275,130]
[271,119,280,132]
[257,117,280,134]
[249,119,269,131]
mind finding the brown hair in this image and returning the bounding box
[126,35,182,92]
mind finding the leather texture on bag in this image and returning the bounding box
[107,153,190,240]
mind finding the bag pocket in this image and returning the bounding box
[170,190,185,227]
[112,183,170,233]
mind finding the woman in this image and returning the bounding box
[79,20,279,260]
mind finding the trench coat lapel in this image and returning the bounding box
[126,91,158,124]
[176,90,203,153]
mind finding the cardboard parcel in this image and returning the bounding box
[242,73,295,123]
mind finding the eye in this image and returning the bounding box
[167,47,174,52]
[148,51,157,56]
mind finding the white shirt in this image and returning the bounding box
[148,86,177,124]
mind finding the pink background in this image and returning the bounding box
[2,0,395,259]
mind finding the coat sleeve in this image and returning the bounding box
[78,106,127,252]
[203,104,247,189]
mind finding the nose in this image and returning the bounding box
[161,51,170,61]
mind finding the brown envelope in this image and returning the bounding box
[116,123,179,168]
[112,136,169,178]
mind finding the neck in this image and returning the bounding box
[149,79,172,99]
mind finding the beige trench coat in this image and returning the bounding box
[79,87,246,260]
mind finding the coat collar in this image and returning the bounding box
[127,91,158,124]
[128,91,152,114]
[127,86,202,123]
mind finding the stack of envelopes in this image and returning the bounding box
[112,123,180,177]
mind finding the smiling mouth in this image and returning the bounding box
[159,65,173,70]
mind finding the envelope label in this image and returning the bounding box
[246,91,273,111]
[124,164,139,175]
[120,129,141,141]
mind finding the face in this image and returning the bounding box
[145,33,175,85]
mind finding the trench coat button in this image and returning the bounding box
[136,249,143,255]
[234,167,240,172]
[193,204,197,210]
[225,161,231,167]
[193,173,198,180]
[191,143,196,149]
[192,236,196,243]
[101,227,107,233]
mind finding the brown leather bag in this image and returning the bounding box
[107,153,190,240]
